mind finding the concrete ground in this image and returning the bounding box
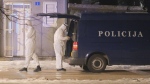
[1,57,150,84]
[0,56,55,61]
[0,56,82,80]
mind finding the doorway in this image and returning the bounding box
[3,2,31,57]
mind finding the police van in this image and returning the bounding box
[37,12,150,73]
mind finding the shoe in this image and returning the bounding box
[57,68,66,71]
[19,68,27,72]
[34,65,41,72]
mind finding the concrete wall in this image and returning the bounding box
[0,0,3,56]
[2,0,67,57]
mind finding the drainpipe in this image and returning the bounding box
[65,0,68,14]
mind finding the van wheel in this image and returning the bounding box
[80,65,89,71]
[87,54,107,73]
[82,65,89,71]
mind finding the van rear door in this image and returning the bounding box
[37,13,79,39]
[37,13,80,20]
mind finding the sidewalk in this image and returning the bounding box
[0,56,55,61]
[0,58,150,84]
[0,60,87,84]
[0,57,81,80]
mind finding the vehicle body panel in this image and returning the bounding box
[37,12,150,66]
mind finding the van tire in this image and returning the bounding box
[82,65,89,71]
[87,54,106,73]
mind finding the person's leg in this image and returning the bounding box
[19,55,31,72]
[20,40,33,72]
[58,56,66,71]
[54,44,63,69]
[55,53,63,69]
[32,53,41,72]
[32,53,40,66]
[54,44,66,71]
[24,54,32,68]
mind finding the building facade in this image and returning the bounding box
[0,0,67,57]
[0,0,3,56]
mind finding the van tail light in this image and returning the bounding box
[73,42,78,50]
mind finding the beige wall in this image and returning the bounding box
[2,0,67,57]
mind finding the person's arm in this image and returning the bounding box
[58,30,70,41]
[26,27,35,38]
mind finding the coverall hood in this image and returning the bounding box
[26,20,32,26]
[60,24,67,31]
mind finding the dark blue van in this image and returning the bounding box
[37,12,150,73]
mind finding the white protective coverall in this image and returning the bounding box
[24,21,40,68]
[54,24,70,69]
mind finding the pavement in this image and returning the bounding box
[0,56,82,80]
[1,57,150,81]
[1,57,150,84]
[0,56,55,61]
[0,69,82,80]
[0,56,49,79]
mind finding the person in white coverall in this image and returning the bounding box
[19,20,41,72]
[54,23,70,71]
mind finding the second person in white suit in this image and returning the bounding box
[54,23,70,71]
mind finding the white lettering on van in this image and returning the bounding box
[98,31,103,37]
[128,31,131,37]
[98,31,143,37]
[122,31,126,37]
[112,31,116,37]
[118,31,121,37]
[105,31,110,37]
[138,31,143,37]
[133,31,136,37]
